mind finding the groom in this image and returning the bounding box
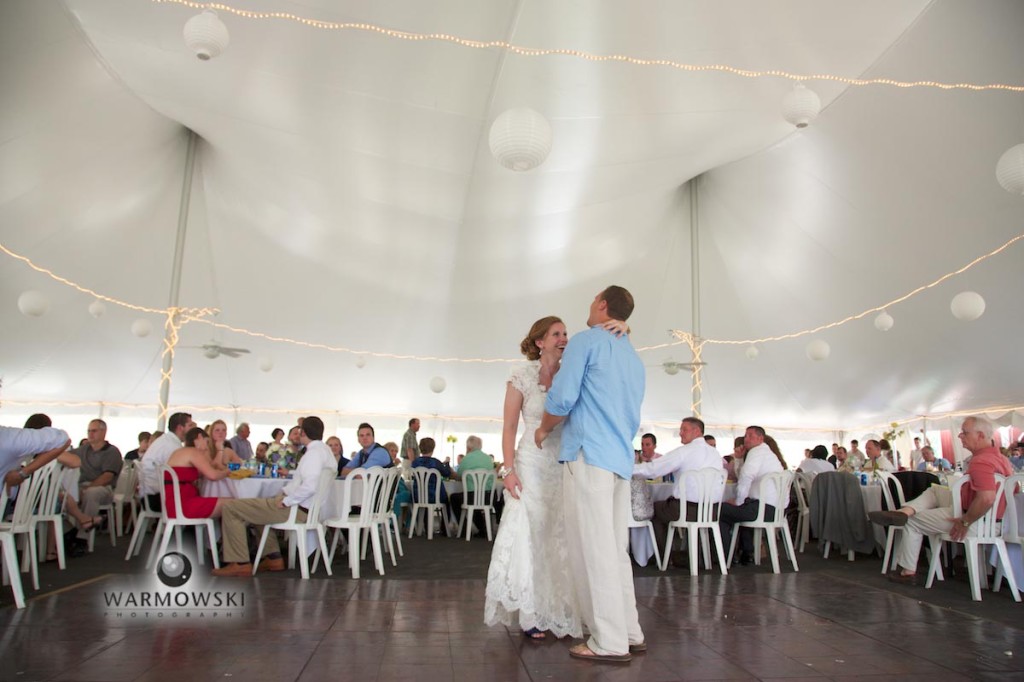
[535,285,646,663]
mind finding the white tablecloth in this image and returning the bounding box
[629,481,737,567]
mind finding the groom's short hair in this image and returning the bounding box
[600,285,635,321]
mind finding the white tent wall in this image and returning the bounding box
[2,1,1023,445]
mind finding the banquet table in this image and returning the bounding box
[629,481,737,567]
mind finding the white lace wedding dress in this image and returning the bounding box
[483,362,581,637]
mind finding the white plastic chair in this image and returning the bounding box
[792,472,813,553]
[381,468,404,561]
[993,472,1024,594]
[0,460,60,593]
[110,462,138,537]
[322,467,390,579]
[408,468,452,539]
[875,470,908,573]
[253,468,334,579]
[30,461,68,571]
[455,470,497,541]
[663,467,728,575]
[727,470,799,573]
[0,526,23,608]
[124,493,162,562]
[151,466,220,572]
[925,474,1020,602]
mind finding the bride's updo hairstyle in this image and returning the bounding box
[520,316,563,361]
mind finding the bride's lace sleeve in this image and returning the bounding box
[507,363,531,396]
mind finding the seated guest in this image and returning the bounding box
[798,445,836,475]
[266,428,288,463]
[208,420,243,468]
[828,445,847,469]
[327,436,350,475]
[72,419,123,542]
[720,425,786,566]
[254,441,269,463]
[704,434,717,448]
[163,427,230,518]
[341,423,393,476]
[915,445,951,472]
[383,441,401,467]
[872,416,1010,584]
[212,416,337,576]
[409,437,452,506]
[632,417,723,564]
[1009,443,1024,470]
[840,440,867,472]
[724,436,745,481]
[228,423,254,462]
[140,413,194,512]
[449,435,502,530]
[864,439,896,472]
[124,432,151,462]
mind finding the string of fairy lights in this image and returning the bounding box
[151,0,1024,93]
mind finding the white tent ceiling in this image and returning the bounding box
[2,0,1023,436]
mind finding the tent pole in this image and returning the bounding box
[689,176,703,418]
[156,129,198,431]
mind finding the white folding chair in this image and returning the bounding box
[30,461,68,571]
[110,461,138,537]
[0,526,23,608]
[628,516,661,571]
[455,470,497,541]
[151,466,220,572]
[0,460,60,593]
[381,468,404,561]
[792,472,813,553]
[253,468,334,578]
[727,471,799,573]
[875,470,907,573]
[408,468,452,539]
[994,472,1024,594]
[125,493,162,561]
[925,474,1020,602]
[664,467,728,575]
[322,467,390,579]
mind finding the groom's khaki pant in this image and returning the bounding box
[563,452,643,656]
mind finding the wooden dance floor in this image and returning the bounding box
[1,533,1022,682]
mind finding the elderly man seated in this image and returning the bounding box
[632,417,722,566]
[449,435,502,532]
[862,439,896,473]
[870,415,1010,584]
[915,445,952,472]
[72,419,122,542]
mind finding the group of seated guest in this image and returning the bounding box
[406,435,502,533]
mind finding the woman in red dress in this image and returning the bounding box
[164,427,231,519]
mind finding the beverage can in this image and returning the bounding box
[258,462,266,477]
[860,473,868,486]
[271,464,279,479]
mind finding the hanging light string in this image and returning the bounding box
[152,0,1024,93]
[670,231,1024,347]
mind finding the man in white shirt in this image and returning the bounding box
[140,412,194,511]
[864,439,896,472]
[1,425,71,490]
[908,437,927,470]
[213,416,336,577]
[719,425,785,566]
[633,417,723,563]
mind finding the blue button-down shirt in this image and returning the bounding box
[545,325,645,480]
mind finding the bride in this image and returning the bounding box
[484,315,625,640]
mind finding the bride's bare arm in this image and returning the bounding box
[502,382,525,500]
[601,319,630,337]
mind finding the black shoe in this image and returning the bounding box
[69,540,88,558]
[869,511,909,527]
[669,551,689,569]
[733,550,753,566]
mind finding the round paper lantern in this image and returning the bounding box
[996,143,1024,195]
[429,376,447,394]
[950,291,986,321]
[131,319,153,338]
[355,357,367,369]
[17,290,49,317]
[873,311,894,332]
[805,339,830,361]
[184,9,229,61]
[782,84,822,128]
[88,300,106,318]
[745,346,759,360]
[258,356,274,372]
[488,108,553,171]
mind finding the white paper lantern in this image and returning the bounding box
[429,376,447,394]
[184,9,229,61]
[17,290,49,317]
[996,143,1024,195]
[355,357,367,369]
[782,84,822,128]
[745,346,759,360]
[88,300,106,318]
[258,356,274,372]
[806,339,830,361]
[874,311,894,332]
[950,291,986,321]
[131,319,153,338]
[489,108,553,171]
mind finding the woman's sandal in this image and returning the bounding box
[523,628,547,640]
[78,516,103,532]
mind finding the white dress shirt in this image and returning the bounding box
[140,431,183,496]
[633,439,724,503]
[282,440,336,508]
[866,455,896,473]
[0,426,70,479]
[797,458,835,475]
[735,443,785,508]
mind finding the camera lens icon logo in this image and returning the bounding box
[157,552,193,588]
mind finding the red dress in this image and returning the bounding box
[164,466,218,518]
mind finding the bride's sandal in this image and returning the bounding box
[523,628,547,640]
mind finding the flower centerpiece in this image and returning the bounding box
[446,434,458,459]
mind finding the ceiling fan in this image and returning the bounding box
[193,341,251,359]
[655,359,706,376]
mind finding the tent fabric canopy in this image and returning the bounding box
[2,0,1023,436]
